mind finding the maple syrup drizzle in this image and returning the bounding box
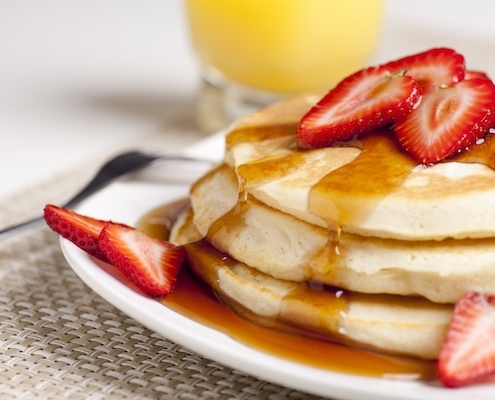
[311,130,495,227]
[230,123,495,229]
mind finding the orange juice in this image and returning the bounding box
[185,0,385,93]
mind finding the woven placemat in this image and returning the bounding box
[0,129,330,400]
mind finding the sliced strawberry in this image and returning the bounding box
[464,70,491,81]
[394,78,495,163]
[438,292,495,387]
[297,66,421,148]
[383,47,465,87]
[44,204,108,261]
[99,222,185,297]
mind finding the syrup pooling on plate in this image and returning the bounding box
[138,203,436,380]
[137,199,189,239]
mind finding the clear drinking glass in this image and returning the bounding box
[185,0,385,133]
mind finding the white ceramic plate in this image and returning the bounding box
[60,133,494,400]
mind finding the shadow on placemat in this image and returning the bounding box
[0,227,329,400]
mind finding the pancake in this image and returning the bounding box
[170,206,452,360]
[170,90,495,361]
[225,93,495,240]
[189,163,495,304]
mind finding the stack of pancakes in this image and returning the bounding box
[170,92,495,360]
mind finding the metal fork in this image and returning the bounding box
[0,150,212,240]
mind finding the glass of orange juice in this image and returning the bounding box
[185,0,385,133]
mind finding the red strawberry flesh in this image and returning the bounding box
[99,222,185,298]
[438,292,495,387]
[394,78,495,163]
[297,66,420,148]
[464,70,491,81]
[383,47,465,87]
[44,204,108,261]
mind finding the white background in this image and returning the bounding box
[1,0,495,201]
